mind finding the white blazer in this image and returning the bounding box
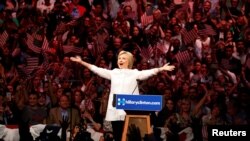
[90,65,159,121]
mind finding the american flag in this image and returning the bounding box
[174,50,191,64]
[25,57,40,74]
[17,56,40,78]
[54,20,78,35]
[42,36,49,51]
[63,45,83,54]
[32,29,44,47]
[26,34,42,53]
[140,13,154,28]
[176,0,190,12]
[39,37,50,71]
[180,28,198,45]
[139,45,154,61]
[90,44,106,57]
[35,51,50,76]
[198,24,217,36]
[0,30,9,47]
[33,31,43,41]
[156,42,168,54]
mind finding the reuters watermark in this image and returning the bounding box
[208,125,249,140]
[212,129,246,136]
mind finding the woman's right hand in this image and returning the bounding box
[70,56,82,63]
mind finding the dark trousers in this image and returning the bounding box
[111,121,125,141]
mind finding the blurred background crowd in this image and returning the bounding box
[0,0,250,141]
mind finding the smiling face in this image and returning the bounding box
[117,51,134,69]
[117,53,129,69]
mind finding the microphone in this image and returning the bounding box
[131,79,139,95]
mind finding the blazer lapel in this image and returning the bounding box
[67,109,72,122]
[57,108,63,123]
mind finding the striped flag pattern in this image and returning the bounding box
[32,29,44,47]
[54,20,77,35]
[177,0,190,12]
[33,32,43,41]
[174,50,191,64]
[156,42,168,54]
[139,46,154,61]
[0,30,9,47]
[17,57,40,78]
[26,34,42,53]
[140,13,154,28]
[90,45,106,57]
[25,57,40,74]
[180,28,198,45]
[63,45,83,54]
[198,24,217,36]
[39,37,50,71]
[40,51,50,71]
[42,36,49,51]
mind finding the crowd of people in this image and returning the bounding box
[0,0,250,141]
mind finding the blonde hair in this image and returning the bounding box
[118,51,134,69]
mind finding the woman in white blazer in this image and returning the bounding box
[70,50,175,141]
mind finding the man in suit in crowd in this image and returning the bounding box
[47,94,80,130]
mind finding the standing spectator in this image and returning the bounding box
[103,49,117,69]
[21,93,47,125]
[165,98,193,141]
[71,89,83,111]
[0,94,15,124]
[219,45,242,75]
[47,94,80,129]
[202,104,226,141]
[232,40,247,65]
[156,98,176,127]
[130,25,147,47]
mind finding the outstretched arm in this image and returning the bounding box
[157,63,175,72]
[70,56,112,80]
[138,63,175,80]
[70,56,92,69]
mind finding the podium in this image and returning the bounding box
[114,94,163,141]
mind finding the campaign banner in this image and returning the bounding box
[115,94,163,111]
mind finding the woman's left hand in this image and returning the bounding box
[70,56,82,63]
[161,63,175,71]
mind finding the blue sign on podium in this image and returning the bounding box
[115,94,163,111]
